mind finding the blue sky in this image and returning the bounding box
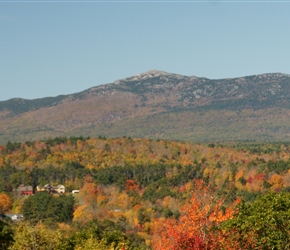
[1,1,290,101]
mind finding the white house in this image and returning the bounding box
[54,185,65,194]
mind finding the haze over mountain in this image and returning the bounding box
[1,70,290,144]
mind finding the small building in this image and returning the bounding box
[3,214,23,221]
[36,184,66,194]
[36,185,45,192]
[44,184,54,193]
[54,185,65,194]
[17,185,33,195]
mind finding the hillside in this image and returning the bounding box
[2,137,290,249]
[1,70,290,143]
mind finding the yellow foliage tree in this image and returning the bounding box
[9,222,64,250]
[269,173,284,191]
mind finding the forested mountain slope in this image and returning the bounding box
[1,70,290,143]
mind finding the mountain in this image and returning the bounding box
[1,70,290,144]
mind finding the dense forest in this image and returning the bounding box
[1,136,290,249]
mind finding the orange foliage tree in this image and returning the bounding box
[0,193,12,214]
[153,180,240,250]
[125,179,139,191]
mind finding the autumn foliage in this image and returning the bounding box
[153,180,240,250]
[0,193,12,214]
[2,138,290,249]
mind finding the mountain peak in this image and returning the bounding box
[114,70,186,84]
[128,69,171,80]
[140,69,170,76]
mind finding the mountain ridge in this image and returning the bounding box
[1,70,290,143]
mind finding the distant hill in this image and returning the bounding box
[1,70,290,144]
